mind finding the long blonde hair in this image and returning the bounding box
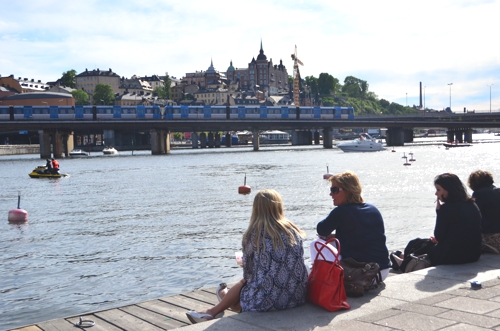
[242,189,306,253]
[329,171,365,204]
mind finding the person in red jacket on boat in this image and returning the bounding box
[51,158,60,174]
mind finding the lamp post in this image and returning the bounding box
[447,83,453,111]
[406,92,407,107]
[488,84,493,113]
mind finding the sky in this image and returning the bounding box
[2,0,499,112]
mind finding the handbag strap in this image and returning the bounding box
[313,238,341,263]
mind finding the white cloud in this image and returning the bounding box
[1,0,499,111]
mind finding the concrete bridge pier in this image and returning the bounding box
[386,128,405,146]
[447,131,455,143]
[404,129,414,143]
[191,132,199,148]
[292,130,312,145]
[39,130,51,159]
[208,132,214,148]
[200,132,207,148]
[313,131,320,145]
[464,129,473,143]
[103,130,115,147]
[215,133,221,148]
[253,130,260,151]
[323,128,333,149]
[150,129,170,155]
[225,133,232,147]
[62,132,74,157]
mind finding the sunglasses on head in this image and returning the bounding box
[330,187,343,194]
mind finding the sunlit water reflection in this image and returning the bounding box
[1,134,500,329]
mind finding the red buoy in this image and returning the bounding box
[8,193,28,224]
[238,174,251,195]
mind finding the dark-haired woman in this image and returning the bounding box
[426,173,482,265]
[468,170,500,253]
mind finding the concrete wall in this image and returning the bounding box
[0,145,39,155]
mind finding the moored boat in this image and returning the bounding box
[336,133,385,152]
[103,147,118,155]
[259,130,290,144]
[29,165,69,178]
[69,149,89,157]
[443,142,472,148]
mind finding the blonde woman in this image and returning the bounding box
[315,171,391,280]
[186,189,309,324]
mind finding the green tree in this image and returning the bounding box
[318,73,338,96]
[342,76,368,98]
[92,84,115,105]
[61,69,77,88]
[154,86,166,99]
[379,98,390,109]
[71,89,89,105]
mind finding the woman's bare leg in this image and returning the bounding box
[200,279,245,317]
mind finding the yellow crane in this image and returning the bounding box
[291,45,304,106]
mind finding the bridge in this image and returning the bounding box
[1,110,499,158]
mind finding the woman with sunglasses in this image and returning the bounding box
[186,189,309,324]
[314,171,391,280]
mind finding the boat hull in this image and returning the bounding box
[443,143,472,148]
[69,149,89,157]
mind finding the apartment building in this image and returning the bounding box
[76,68,121,98]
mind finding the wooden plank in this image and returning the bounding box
[36,319,75,331]
[11,326,42,331]
[181,290,218,305]
[158,294,211,311]
[66,315,123,331]
[95,309,164,331]
[119,305,185,329]
[138,300,192,325]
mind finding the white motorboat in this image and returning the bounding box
[103,147,118,155]
[336,133,385,152]
[259,130,290,144]
[69,149,89,157]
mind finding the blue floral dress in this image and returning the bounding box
[240,230,308,312]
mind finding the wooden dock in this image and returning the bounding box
[11,285,237,331]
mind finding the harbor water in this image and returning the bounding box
[1,134,500,330]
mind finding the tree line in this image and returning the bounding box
[293,73,417,115]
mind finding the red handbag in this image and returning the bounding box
[307,238,351,312]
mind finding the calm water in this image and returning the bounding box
[1,135,500,330]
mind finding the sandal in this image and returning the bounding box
[186,311,214,324]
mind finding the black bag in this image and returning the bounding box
[404,254,432,273]
[400,238,434,272]
[340,257,382,297]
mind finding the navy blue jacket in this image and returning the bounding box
[472,185,500,233]
[317,203,390,269]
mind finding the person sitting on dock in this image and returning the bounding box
[468,170,500,253]
[315,171,391,280]
[51,158,60,174]
[185,189,309,324]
